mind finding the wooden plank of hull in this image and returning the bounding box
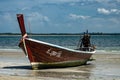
[19,38,94,69]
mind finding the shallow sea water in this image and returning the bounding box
[0,35,120,53]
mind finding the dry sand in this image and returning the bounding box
[0,50,120,80]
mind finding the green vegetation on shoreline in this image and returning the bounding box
[0,32,120,36]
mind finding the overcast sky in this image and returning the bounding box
[0,0,120,33]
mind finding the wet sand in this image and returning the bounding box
[0,50,120,80]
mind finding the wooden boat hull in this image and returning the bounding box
[19,38,94,69]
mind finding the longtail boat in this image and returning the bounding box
[17,14,95,69]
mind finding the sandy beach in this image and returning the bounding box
[0,50,120,80]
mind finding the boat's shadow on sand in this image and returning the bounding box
[3,63,93,70]
[2,64,94,78]
[3,65,32,70]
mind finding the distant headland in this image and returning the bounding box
[0,32,120,36]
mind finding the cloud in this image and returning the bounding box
[69,14,90,20]
[27,12,49,22]
[0,13,14,23]
[21,7,30,11]
[110,9,120,14]
[97,8,120,15]
[3,13,12,21]
[97,8,110,15]
[109,18,120,24]
[34,0,80,3]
